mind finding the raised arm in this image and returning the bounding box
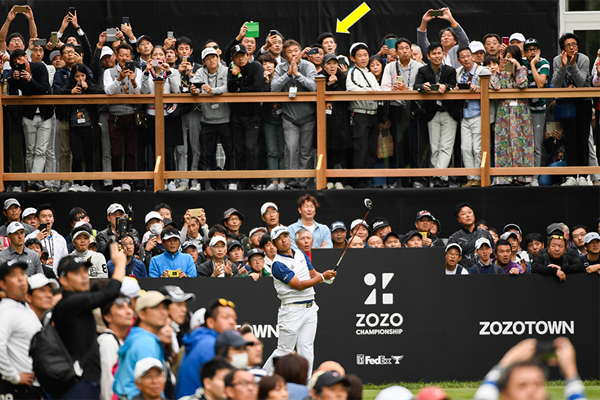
[0,7,17,54]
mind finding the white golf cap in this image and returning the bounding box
[7,221,25,235]
[509,33,526,43]
[209,236,227,247]
[249,227,268,237]
[133,357,163,381]
[374,386,414,400]
[120,277,141,298]
[190,307,206,330]
[22,207,37,218]
[260,202,278,216]
[3,198,20,210]
[145,211,163,224]
[469,40,485,53]
[28,273,59,291]
[445,243,462,255]
[100,46,113,59]
[107,203,125,215]
[475,237,492,250]
[271,225,290,241]
[499,231,518,241]
[201,47,218,60]
[350,219,369,231]
[585,232,600,244]
[74,221,92,230]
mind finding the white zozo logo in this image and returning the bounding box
[356,354,404,365]
[363,273,394,305]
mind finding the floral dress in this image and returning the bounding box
[490,66,534,185]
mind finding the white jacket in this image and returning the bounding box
[346,66,380,112]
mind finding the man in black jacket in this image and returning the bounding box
[532,234,585,281]
[414,42,459,187]
[96,203,141,261]
[198,236,240,278]
[51,243,126,399]
[447,202,494,269]
[227,44,265,189]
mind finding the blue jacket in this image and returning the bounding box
[149,251,197,278]
[113,326,164,400]
[175,327,218,399]
[287,219,332,249]
[108,257,148,278]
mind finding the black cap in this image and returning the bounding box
[163,218,178,229]
[371,218,390,233]
[231,44,247,58]
[402,230,422,245]
[322,53,338,65]
[313,371,350,393]
[524,38,539,49]
[57,255,92,278]
[221,208,245,226]
[227,239,243,252]
[0,258,26,280]
[215,330,253,353]
[181,241,195,251]
[137,35,153,46]
[415,210,433,221]
[546,223,564,237]
[383,231,400,243]
[247,248,265,259]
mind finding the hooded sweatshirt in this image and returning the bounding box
[175,327,219,399]
[71,248,108,278]
[113,326,164,400]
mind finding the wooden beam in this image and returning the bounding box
[481,152,490,187]
[326,168,481,178]
[316,77,327,190]
[0,88,4,192]
[165,170,317,180]
[488,87,599,100]
[480,75,491,187]
[154,156,162,193]
[154,79,166,191]
[2,172,153,181]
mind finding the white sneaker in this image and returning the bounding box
[228,183,237,191]
[69,184,80,192]
[167,181,177,191]
[60,183,70,192]
[277,183,286,190]
[577,177,589,186]
[78,185,90,192]
[176,185,188,191]
[12,186,22,193]
[121,183,131,192]
[530,178,539,187]
[112,185,122,192]
[326,182,334,189]
[190,183,201,191]
[88,184,96,192]
[266,183,278,190]
[334,182,344,189]
[562,177,578,186]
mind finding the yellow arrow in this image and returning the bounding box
[336,2,371,34]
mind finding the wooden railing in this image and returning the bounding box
[1,75,598,192]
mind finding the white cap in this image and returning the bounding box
[161,231,179,241]
[499,231,518,241]
[469,40,485,53]
[190,308,206,330]
[28,273,59,291]
[509,33,526,43]
[133,357,163,381]
[585,232,600,244]
[107,203,125,215]
[145,211,163,224]
[249,227,268,238]
[260,202,278,216]
[7,221,25,235]
[350,219,369,231]
[271,225,290,241]
[3,198,20,211]
[120,277,141,298]
[445,243,462,255]
[100,46,113,59]
[202,47,218,60]
[74,221,92,230]
[375,386,414,400]
[210,236,227,247]
[475,237,492,250]
[22,207,37,219]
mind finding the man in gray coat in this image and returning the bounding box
[417,7,469,69]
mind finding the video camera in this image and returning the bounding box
[115,204,134,242]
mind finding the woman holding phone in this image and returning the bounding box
[140,45,182,191]
[55,63,104,191]
[490,45,533,186]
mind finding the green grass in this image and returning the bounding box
[362,381,600,400]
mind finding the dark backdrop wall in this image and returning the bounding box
[3,1,560,64]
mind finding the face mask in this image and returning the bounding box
[150,223,163,236]
[230,353,248,369]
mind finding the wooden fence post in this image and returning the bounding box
[479,74,491,187]
[154,79,165,192]
[316,77,327,190]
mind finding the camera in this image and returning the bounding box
[168,270,180,278]
[15,63,26,72]
[115,205,134,242]
[307,48,319,56]
[150,59,163,68]
[34,39,47,47]
[124,61,136,72]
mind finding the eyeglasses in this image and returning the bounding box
[218,298,235,308]
[10,38,23,44]
[73,214,87,222]
[251,341,264,348]
[564,42,578,48]
[232,380,258,388]
[114,297,132,307]
[264,210,278,216]
[228,216,241,222]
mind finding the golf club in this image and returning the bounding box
[334,198,373,271]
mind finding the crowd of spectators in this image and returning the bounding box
[1,6,599,192]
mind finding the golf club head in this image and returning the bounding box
[364,198,373,210]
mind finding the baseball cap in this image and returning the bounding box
[509,32,526,43]
[133,357,163,381]
[375,386,413,400]
[3,198,20,210]
[503,223,522,235]
[210,236,227,247]
[145,211,163,224]
[383,231,400,243]
[120,277,141,298]
[107,203,125,215]
[221,208,245,226]
[72,223,93,240]
[231,44,247,58]
[100,46,113,59]
[159,285,196,303]
[415,386,449,400]
[135,290,171,313]
[22,207,37,219]
[247,248,265,259]
[546,223,565,236]
[402,230,422,245]
[201,47,218,60]
[445,243,462,255]
[7,221,25,235]
[475,237,492,250]
[249,227,268,238]
[271,226,290,241]
[500,231,518,241]
[371,218,390,233]
[190,308,206,329]
[28,273,59,291]
[57,255,92,278]
[215,330,253,353]
[350,219,369,231]
[136,35,152,46]
[524,38,540,49]
[181,241,196,251]
[227,239,243,252]
[585,232,600,244]
[416,210,433,221]
[330,221,346,232]
[349,42,368,57]
[161,227,180,242]
[469,40,485,53]
[322,53,338,65]
[0,259,26,280]
[260,202,278,216]
[163,218,177,229]
[49,50,61,61]
[313,371,350,393]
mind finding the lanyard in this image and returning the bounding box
[430,64,442,84]
[395,60,412,86]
